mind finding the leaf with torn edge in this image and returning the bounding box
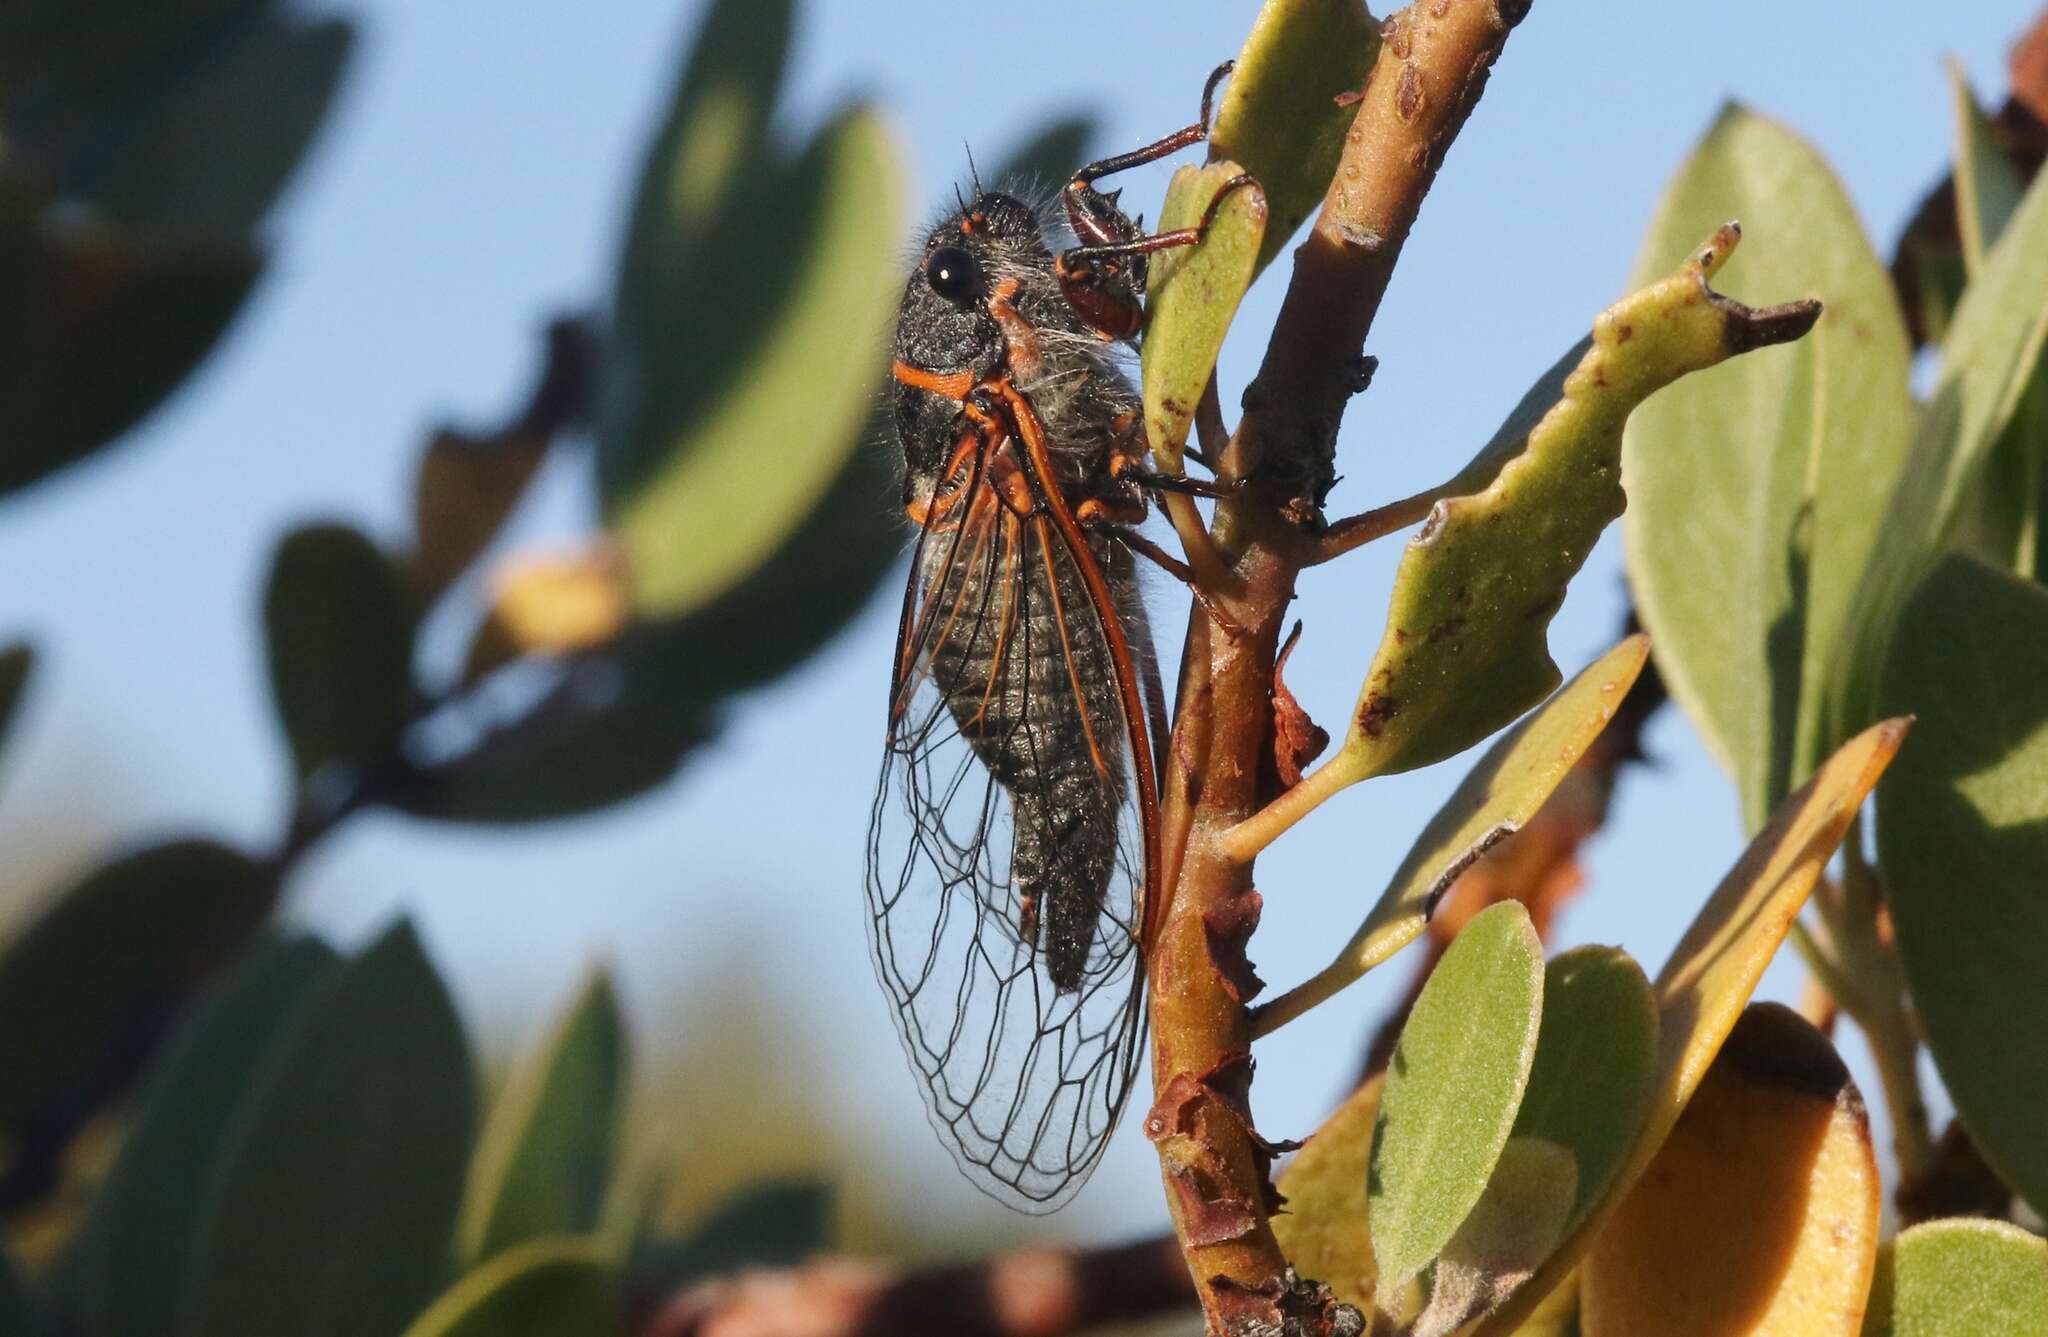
[1142,162,1265,470]
[1342,224,1818,783]
[1249,636,1647,1035]
[1475,718,1906,1334]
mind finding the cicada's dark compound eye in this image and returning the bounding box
[924,245,982,304]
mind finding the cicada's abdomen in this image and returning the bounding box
[921,526,1134,991]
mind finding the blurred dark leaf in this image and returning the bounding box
[458,970,625,1267]
[264,523,417,785]
[67,936,339,1335]
[82,17,353,242]
[0,840,269,1143]
[1878,553,2048,1220]
[184,920,476,1337]
[0,0,251,87]
[405,407,901,823]
[636,1180,834,1286]
[0,1246,39,1337]
[402,1238,618,1337]
[0,220,261,497]
[604,106,902,619]
[0,644,31,759]
[412,319,590,601]
[598,0,797,508]
[986,114,1096,197]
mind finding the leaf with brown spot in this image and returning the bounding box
[1251,637,1648,1037]
[1324,224,1818,790]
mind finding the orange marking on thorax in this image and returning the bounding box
[987,278,1047,381]
[891,359,976,400]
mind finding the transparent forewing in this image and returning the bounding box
[866,475,1154,1211]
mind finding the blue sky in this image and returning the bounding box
[0,0,2029,1253]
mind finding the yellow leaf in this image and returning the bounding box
[1580,1003,1880,1336]
[1272,1074,1383,1312]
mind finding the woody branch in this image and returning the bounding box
[1148,3,1529,1334]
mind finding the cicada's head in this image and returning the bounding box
[891,192,1083,502]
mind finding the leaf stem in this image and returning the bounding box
[1218,757,1355,864]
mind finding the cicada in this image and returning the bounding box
[866,66,1248,1210]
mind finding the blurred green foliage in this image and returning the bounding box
[1,0,2045,1332]
[0,0,348,496]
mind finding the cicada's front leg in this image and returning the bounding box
[1054,61,1258,340]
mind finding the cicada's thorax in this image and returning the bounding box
[890,192,1150,989]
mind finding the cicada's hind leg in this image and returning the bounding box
[1055,62,1258,340]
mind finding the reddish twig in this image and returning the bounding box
[1147,5,1529,1333]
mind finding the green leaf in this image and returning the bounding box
[608,107,904,620]
[1949,60,2026,277]
[401,1237,617,1337]
[607,0,794,365]
[184,920,476,1337]
[1877,554,2048,1218]
[0,226,260,497]
[637,1179,835,1284]
[460,970,626,1265]
[0,840,269,1133]
[1476,720,1905,1335]
[263,523,417,784]
[1369,902,1544,1290]
[86,18,354,242]
[1141,162,1266,469]
[1864,1220,2048,1337]
[1412,1137,1578,1337]
[1621,105,1913,830]
[1509,947,1658,1235]
[1345,222,1818,781]
[596,0,798,509]
[70,936,340,1335]
[987,115,1096,195]
[1209,0,1381,276]
[0,643,31,759]
[1829,168,2048,745]
[1251,636,1648,1034]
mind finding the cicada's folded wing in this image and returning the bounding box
[866,435,1157,1212]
